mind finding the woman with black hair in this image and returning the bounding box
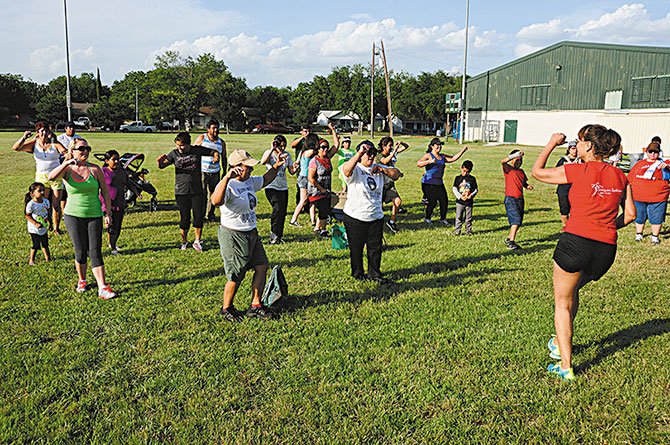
[261,135,298,244]
[532,124,636,381]
[341,140,401,282]
[416,138,468,225]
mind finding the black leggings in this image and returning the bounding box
[63,214,104,267]
[108,209,125,248]
[424,183,448,220]
[202,172,220,219]
[265,188,288,238]
[175,193,204,231]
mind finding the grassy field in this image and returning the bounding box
[0,131,668,443]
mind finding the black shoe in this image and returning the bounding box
[220,306,244,322]
[397,207,407,214]
[505,239,521,250]
[319,229,330,238]
[370,276,394,285]
[386,220,399,234]
[206,215,217,223]
[246,305,274,319]
[353,274,369,281]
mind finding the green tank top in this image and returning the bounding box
[64,168,103,218]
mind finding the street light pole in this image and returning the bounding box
[63,0,72,121]
[459,0,470,144]
[135,84,139,121]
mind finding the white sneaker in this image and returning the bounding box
[635,233,643,242]
[111,249,120,255]
[193,240,203,252]
[651,236,660,245]
[98,285,117,300]
[424,218,432,224]
[439,219,451,226]
[180,242,189,250]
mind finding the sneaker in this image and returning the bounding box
[397,207,408,214]
[548,335,561,360]
[246,305,274,319]
[424,218,432,224]
[453,230,461,236]
[220,306,244,322]
[269,233,279,244]
[319,229,330,238]
[193,240,203,252]
[76,280,88,293]
[635,233,643,242]
[421,198,429,205]
[651,236,660,245]
[386,220,399,234]
[547,363,575,381]
[98,285,118,300]
[505,238,520,250]
[111,249,120,255]
[180,242,189,250]
[439,219,451,226]
[289,220,301,228]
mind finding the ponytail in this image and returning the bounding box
[25,182,45,206]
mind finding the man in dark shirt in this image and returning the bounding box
[157,132,219,251]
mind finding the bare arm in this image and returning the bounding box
[532,133,569,185]
[263,155,286,187]
[395,141,410,154]
[211,167,242,206]
[616,184,636,228]
[291,136,304,149]
[501,151,523,165]
[372,165,401,181]
[48,158,75,180]
[445,145,468,163]
[193,134,205,145]
[417,153,435,168]
[260,149,273,165]
[327,122,339,156]
[342,147,365,178]
[157,153,172,169]
[12,131,35,152]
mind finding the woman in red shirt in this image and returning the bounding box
[627,141,670,245]
[531,124,636,381]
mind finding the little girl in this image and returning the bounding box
[25,182,51,264]
[100,150,134,254]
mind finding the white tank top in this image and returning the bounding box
[33,141,61,174]
[200,135,223,173]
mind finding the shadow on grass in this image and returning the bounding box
[576,318,670,373]
[126,266,225,287]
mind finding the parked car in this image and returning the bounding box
[251,122,294,134]
[119,121,157,133]
[55,118,89,131]
[158,122,174,131]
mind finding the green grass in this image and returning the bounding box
[1,131,669,443]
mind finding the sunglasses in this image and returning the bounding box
[319,145,329,149]
[74,146,91,152]
[648,150,660,154]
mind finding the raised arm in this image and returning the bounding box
[501,151,523,165]
[263,155,286,187]
[395,141,410,154]
[12,131,35,153]
[445,145,468,163]
[342,146,365,178]
[260,149,273,165]
[48,158,75,180]
[156,153,172,169]
[327,122,339,156]
[372,165,401,181]
[193,134,205,145]
[532,133,569,185]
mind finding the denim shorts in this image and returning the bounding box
[504,196,524,226]
[634,201,667,225]
[297,176,308,189]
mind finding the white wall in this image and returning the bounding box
[466,109,670,152]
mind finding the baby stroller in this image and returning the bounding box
[119,153,158,211]
[94,152,158,211]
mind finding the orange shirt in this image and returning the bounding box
[628,158,670,202]
[564,162,627,245]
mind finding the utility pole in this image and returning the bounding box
[380,39,393,137]
[459,0,470,144]
[370,42,375,139]
[135,84,139,121]
[63,0,72,121]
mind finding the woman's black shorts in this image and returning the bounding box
[553,232,616,282]
[557,194,571,216]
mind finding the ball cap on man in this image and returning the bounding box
[228,149,259,167]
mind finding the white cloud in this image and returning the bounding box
[28,45,98,79]
[515,4,670,57]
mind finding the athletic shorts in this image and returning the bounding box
[553,232,616,282]
[309,196,330,219]
[35,172,64,190]
[218,226,268,283]
[557,194,570,216]
[297,176,308,189]
[504,196,524,226]
[383,186,400,204]
[634,201,667,225]
[30,233,49,250]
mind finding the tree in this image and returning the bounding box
[246,86,291,122]
[0,74,37,124]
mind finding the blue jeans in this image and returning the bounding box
[634,201,667,225]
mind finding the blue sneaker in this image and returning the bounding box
[547,363,575,381]
[548,335,561,360]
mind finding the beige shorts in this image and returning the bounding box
[35,172,64,190]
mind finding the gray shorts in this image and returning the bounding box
[383,186,400,204]
[218,226,268,282]
[297,176,308,189]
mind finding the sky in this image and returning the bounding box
[2,0,670,87]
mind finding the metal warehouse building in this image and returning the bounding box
[465,41,670,151]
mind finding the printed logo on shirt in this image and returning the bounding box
[366,176,377,191]
[175,154,199,171]
[591,182,622,198]
[247,193,257,211]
